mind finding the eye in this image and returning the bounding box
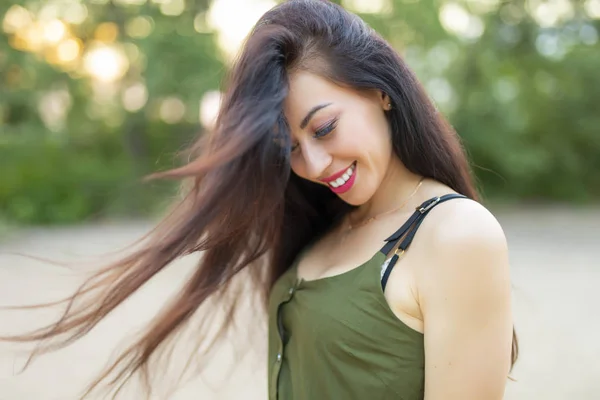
[314,118,338,138]
[290,118,338,153]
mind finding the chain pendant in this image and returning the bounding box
[345,177,424,232]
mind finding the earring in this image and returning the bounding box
[386,103,392,110]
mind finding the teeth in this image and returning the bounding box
[328,163,355,188]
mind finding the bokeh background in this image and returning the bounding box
[1,0,600,225]
[0,0,599,399]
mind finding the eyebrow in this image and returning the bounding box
[299,103,332,129]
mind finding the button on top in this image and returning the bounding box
[276,353,282,362]
[288,287,295,295]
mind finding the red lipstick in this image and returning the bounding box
[319,162,357,195]
[319,162,354,183]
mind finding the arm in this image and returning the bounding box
[420,203,514,400]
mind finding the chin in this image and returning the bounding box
[338,186,374,206]
[344,196,371,207]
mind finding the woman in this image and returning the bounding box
[5,0,517,399]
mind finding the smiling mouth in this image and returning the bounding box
[326,162,356,188]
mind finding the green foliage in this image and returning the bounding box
[1,0,220,224]
[1,0,599,224]
[445,6,600,201]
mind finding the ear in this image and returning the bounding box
[380,91,392,111]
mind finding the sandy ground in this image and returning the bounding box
[0,206,599,399]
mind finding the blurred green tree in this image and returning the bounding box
[0,0,598,224]
[1,0,223,223]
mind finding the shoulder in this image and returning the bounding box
[413,197,515,398]
[415,197,511,306]
[419,196,507,257]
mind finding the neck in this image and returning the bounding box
[351,156,423,223]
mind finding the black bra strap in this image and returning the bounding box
[380,194,468,291]
[379,211,422,255]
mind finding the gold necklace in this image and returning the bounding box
[345,177,424,232]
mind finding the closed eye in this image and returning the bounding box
[291,118,338,153]
[314,118,337,138]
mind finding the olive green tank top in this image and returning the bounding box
[268,194,466,400]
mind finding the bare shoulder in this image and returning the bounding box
[414,197,514,399]
[425,197,507,247]
[415,197,510,300]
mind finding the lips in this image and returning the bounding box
[320,162,355,184]
[319,161,357,194]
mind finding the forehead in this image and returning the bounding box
[284,71,350,124]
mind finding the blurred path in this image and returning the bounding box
[0,206,599,399]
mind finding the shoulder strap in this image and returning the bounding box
[380,194,468,291]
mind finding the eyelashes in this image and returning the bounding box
[314,118,338,138]
[291,118,338,153]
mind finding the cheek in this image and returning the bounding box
[345,117,389,161]
[335,119,367,155]
[372,132,393,169]
[366,111,392,150]
[349,121,393,179]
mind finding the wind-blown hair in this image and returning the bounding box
[2,0,517,397]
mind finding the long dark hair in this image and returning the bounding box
[2,0,517,397]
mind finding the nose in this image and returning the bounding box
[302,141,332,180]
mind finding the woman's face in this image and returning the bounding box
[283,70,394,206]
